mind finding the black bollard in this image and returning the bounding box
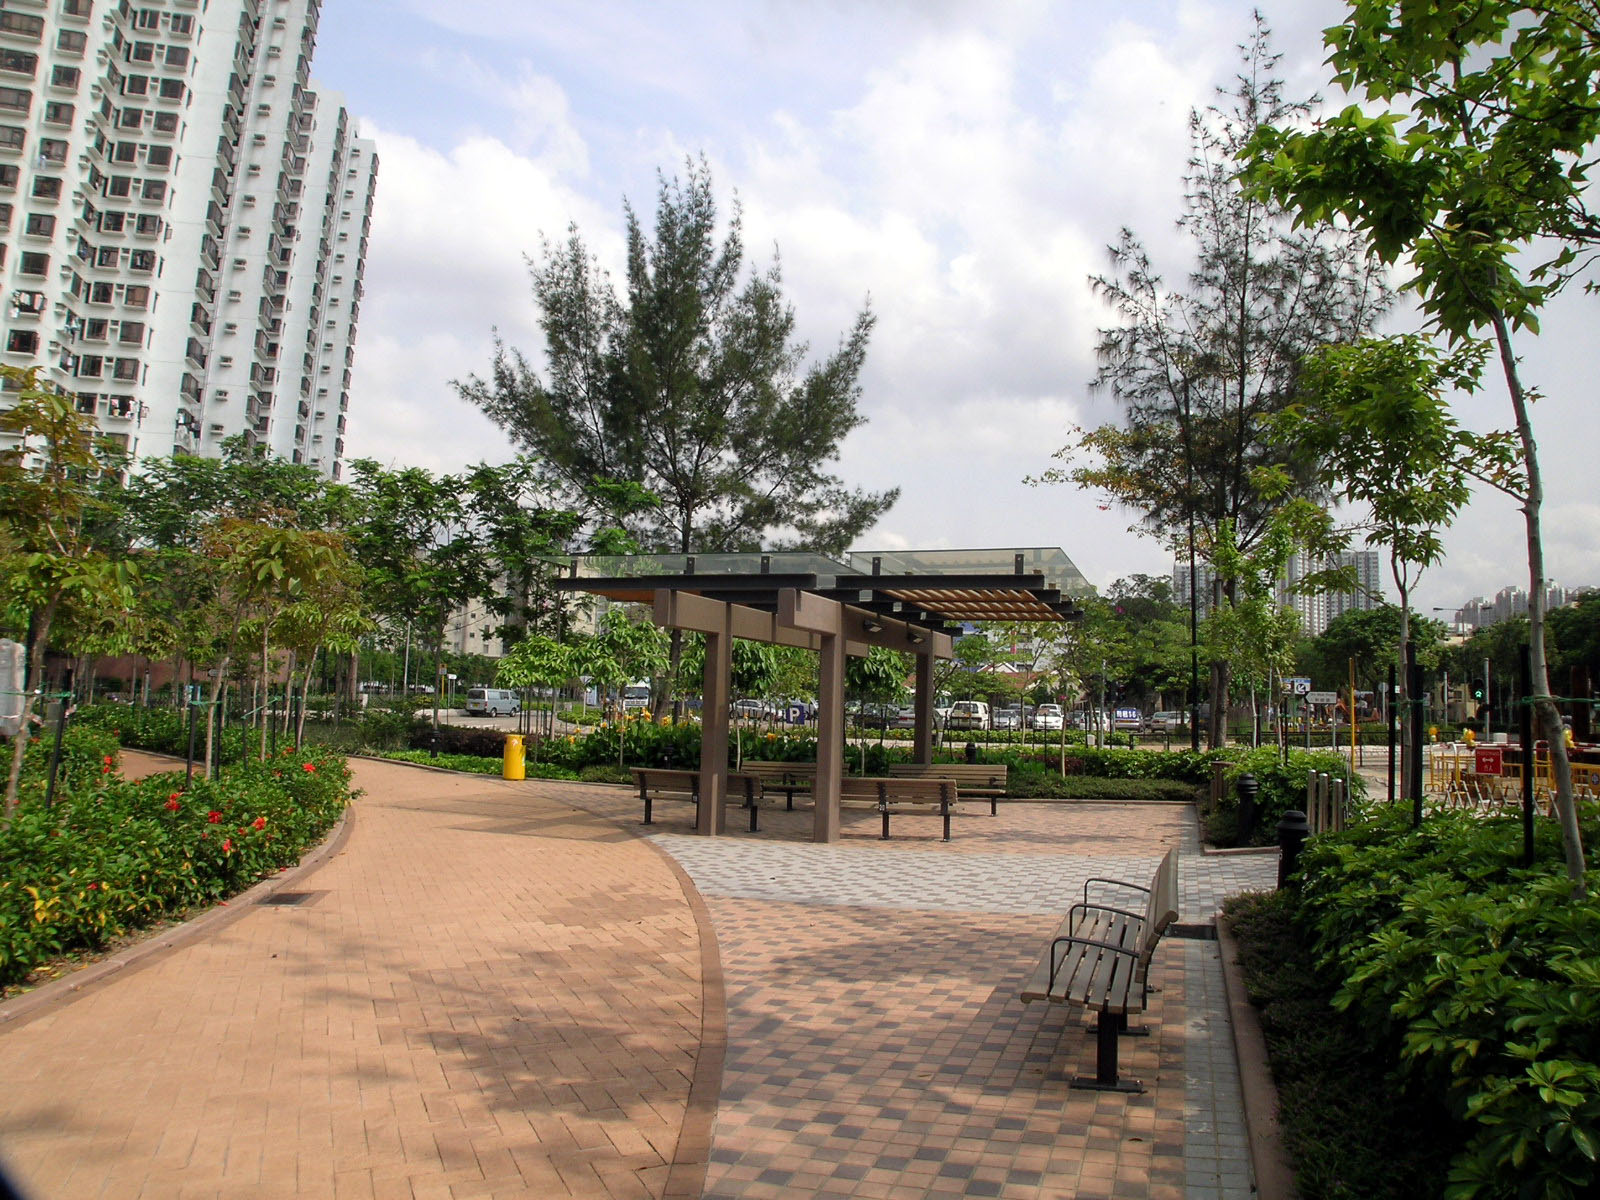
[1277,810,1309,889]
[1236,772,1259,845]
[964,740,978,764]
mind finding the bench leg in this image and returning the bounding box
[880,806,891,840]
[786,790,795,812]
[942,801,951,842]
[643,792,653,825]
[1072,1004,1144,1093]
[990,798,998,816]
[748,797,759,832]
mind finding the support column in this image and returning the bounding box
[698,617,731,836]
[814,630,844,843]
[914,650,935,764]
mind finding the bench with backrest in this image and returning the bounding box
[629,768,766,831]
[1019,848,1180,1092]
[889,763,1009,815]
[739,761,817,810]
[838,776,959,841]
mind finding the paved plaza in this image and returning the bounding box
[0,756,1278,1199]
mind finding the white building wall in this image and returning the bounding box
[2,0,371,480]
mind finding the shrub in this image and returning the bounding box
[1285,805,1600,1198]
[0,744,352,990]
[1006,764,1201,803]
[1210,747,1364,847]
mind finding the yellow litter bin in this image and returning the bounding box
[502,734,526,780]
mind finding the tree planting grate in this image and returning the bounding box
[259,891,323,907]
[1167,923,1218,941]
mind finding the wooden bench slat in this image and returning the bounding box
[1018,848,1180,1091]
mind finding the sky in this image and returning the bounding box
[311,0,1599,616]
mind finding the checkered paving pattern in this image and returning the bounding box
[0,758,703,1200]
[700,900,1191,1200]
[596,792,1275,1199]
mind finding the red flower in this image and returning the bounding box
[168,791,182,801]
[222,838,233,853]
[102,755,113,765]
[87,882,99,891]
[207,811,223,824]
[252,817,267,830]
[101,766,111,774]
[302,762,316,773]
[164,799,181,812]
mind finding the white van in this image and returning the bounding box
[464,687,520,717]
[946,700,990,730]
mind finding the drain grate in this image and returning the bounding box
[1168,922,1218,941]
[259,890,322,907]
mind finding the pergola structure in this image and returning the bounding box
[558,548,1087,843]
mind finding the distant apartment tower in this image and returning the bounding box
[0,0,375,479]
[1454,582,1569,631]
[1171,559,1219,622]
[1280,549,1382,636]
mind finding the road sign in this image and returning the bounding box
[1288,676,1312,695]
[1474,746,1504,776]
[1305,690,1338,705]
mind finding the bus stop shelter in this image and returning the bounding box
[557,549,1086,843]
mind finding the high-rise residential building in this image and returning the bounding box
[1453,582,1571,630]
[0,0,375,479]
[1172,547,1383,636]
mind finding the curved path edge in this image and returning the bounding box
[0,751,356,1031]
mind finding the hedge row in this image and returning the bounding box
[0,729,352,990]
[1275,805,1600,1197]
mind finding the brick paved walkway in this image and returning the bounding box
[0,757,706,1200]
[0,760,1276,1199]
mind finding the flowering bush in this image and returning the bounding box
[0,745,352,989]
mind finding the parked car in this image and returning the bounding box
[946,700,990,730]
[732,699,766,720]
[889,706,918,730]
[992,706,1023,731]
[1147,710,1188,733]
[1069,709,1111,732]
[464,687,521,717]
[854,702,899,729]
[1030,703,1064,732]
[1112,707,1144,733]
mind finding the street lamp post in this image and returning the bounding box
[1181,378,1201,752]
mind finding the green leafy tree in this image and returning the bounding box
[456,158,898,555]
[1244,0,1598,889]
[0,369,135,814]
[1039,18,1392,745]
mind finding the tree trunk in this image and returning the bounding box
[1492,313,1584,895]
[1396,571,1411,807]
[296,649,316,747]
[4,599,59,817]
[259,624,272,762]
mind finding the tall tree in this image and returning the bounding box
[1244,0,1598,891]
[1040,17,1392,745]
[0,370,134,813]
[455,158,897,555]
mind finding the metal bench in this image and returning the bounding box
[1019,848,1179,1092]
[838,776,958,841]
[629,768,765,831]
[889,762,1009,815]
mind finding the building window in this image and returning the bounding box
[37,137,67,163]
[43,100,73,125]
[145,145,170,168]
[124,74,148,95]
[100,210,124,232]
[151,110,177,133]
[112,358,139,381]
[130,43,155,64]
[51,65,81,89]
[0,12,46,38]
[157,77,183,100]
[77,354,103,377]
[18,251,49,276]
[164,46,188,69]
[85,317,108,339]
[56,29,88,54]
[24,212,55,237]
[135,212,159,235]
[0,164,18,190]
[128,249,155,272]
[140,178,165,202]
[0,86,28,114]
[114,141,137,163]
[6,330,40,355]
[118,108,143,130]
[169,15,193,37]
[106,175,131,197]
[1,50,40,77]
[118,320,144,345]
[32,176,62,201]
[123,284,149,307]
[0,125,22,150]
[96,246,119,267]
